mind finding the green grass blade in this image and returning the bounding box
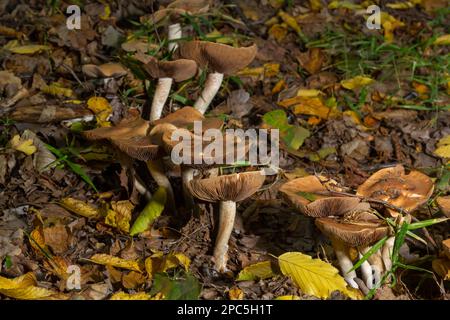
[348,236,388,273]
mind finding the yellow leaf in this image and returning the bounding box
[297,89,323,97]
[144,252,191,279]
[278,10,301,34]
[90,254,142,272]
[42,83,73,98]
[6,44,50,54]
[99,4,111,20]
[104,200,134,233]
[328,1,362,9]
[10,135,37,155]
[268,24,288,42]
[278,252,361,299]
[380,12,404,43]
[309,0,322,11]
[29,228,47,253]
[341,76,375,90]
[205,30,235,45]
[87,97,112,127]
[386,2,415,9]
[236,261,275,281]
[0,273,55,300]
[292,97,334,119]
[272,79,287,95]
[264,63,280,77]
[228,287,244,300]
[110,291,151,300]
[237,63,280,78]
[435,135,450,158]
[432,259,450,280]
[59,197,101,219]
[275,295,301,300]
[433,34,450,46]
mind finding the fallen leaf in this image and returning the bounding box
[433,34,450,46]
[87,97,112,127]
[432,259,450,280]
[122,271,146,289]
[110,291,151,300]
[268,24,289,42]
[236,261,275,281]
[229,287,244,300]
[43,224,70,254]
[41,83,73,98]
[434,135,450,158]
[0,273,54,300]
[6,44,50,54]
[275,295,301,300]
[341,76,375,90]
[278,10,301,34]
[104,200,134,233]
[10,134,37,155]
[130,187,166,236]
[89,254,142,272]
[380,12,405,43]
[59,197,101,219]
[278,252,361,299]
[149,273,200,300]
[297,48,326,75]
[145,252,191,279]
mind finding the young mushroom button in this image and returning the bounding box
[187,171,265,272]
[178,41,257,114]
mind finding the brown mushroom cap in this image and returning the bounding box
[142,56,197,82]
[84,117,160,161]
[142,0,209,24]
[315,216,390,247]
[356,164,434,214]
[188,171,265,202]
[303,197,369,217]
[178,41,257,74]
[436,196,450,218]
[152,106,204,128]
[82,63,128,78]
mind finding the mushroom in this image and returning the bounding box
[178,41,257,114]
[137,54,198,121]
[83,115,176,212]
[315,211,390,289]
[143,0,210,52]
[82,63,128,79]
[356,164,434,217]
[437,196,450,218]
[187,171,265,271]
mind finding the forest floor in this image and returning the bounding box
[0,0,449,300]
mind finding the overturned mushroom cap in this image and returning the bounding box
[280,175,365,216]
[142,56,197,82]
[316,214,390,247]
[356,164,434,214]
[152,106,204,128]
[178,41,257,74]
[84,117,160,161]
[188,171,265,202]
[82,63,128,78]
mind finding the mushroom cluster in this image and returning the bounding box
[279,165,434,290]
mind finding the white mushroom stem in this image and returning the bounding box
[382,236,396,271]
[182,167,195,207]
[363,246,384,286]
[150,77,173,121]
[331,238,358,289]
[358,252,374,289]
[133,177,152,201]
[146,160,176,212]
[194,72,224,115]
[168,23,182,52]
[214,200,236,272]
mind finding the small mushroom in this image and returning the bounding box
[187,171,265,271]
[178,41,257,114]
[82,63,128,79]
[356,164,434,216]
[84,116,176,212]
[144,0,210,52]
[436,196,450,218]
[316,211,390,289]
[137,55,197,121]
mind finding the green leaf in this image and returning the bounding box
[130,187,166,236]
[348,236,388,273]
[296,191,316,202]
[4,255,12,269]
[408,218,448,230]
[150,272,201,300]
[283,126,310,150]
[262,110,291,132]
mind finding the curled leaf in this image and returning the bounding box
[130,187,166,236]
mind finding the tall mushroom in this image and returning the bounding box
[187,171,265,271]
[137,54,198,121]
[315,211,391,289]
[178,41,257,114]
[83,115,176,212]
